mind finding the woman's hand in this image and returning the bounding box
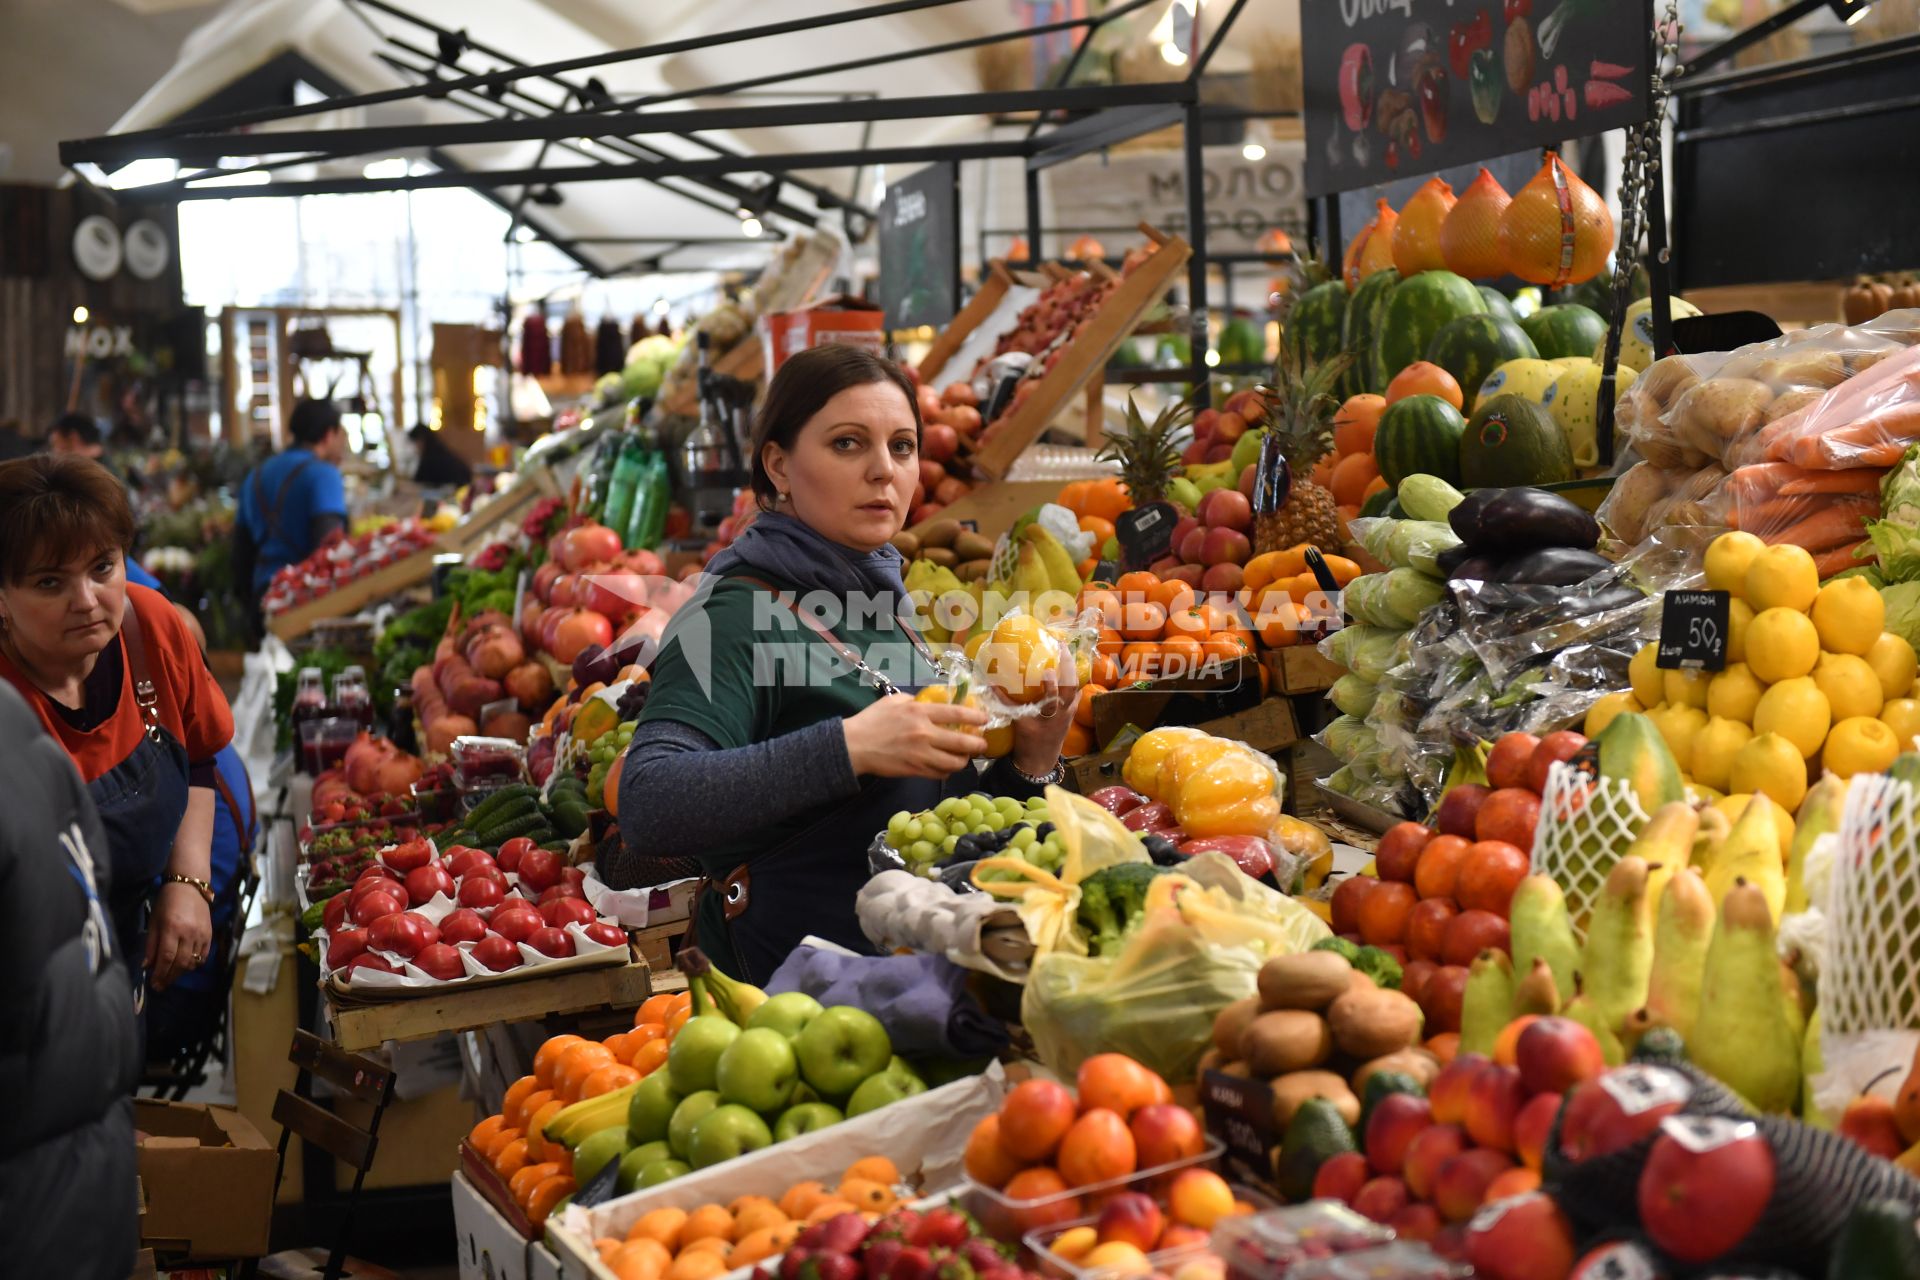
[147,881,213,991]
[1011,656,1082,777]
[845,695,990,779]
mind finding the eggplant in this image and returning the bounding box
[1447,487,1501,544]
[1449,554,1507,582]
[1435,542,1475,575]
[1474,487,1601,554]
[1499,546,1615,586]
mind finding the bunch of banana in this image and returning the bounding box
[679,946,769,1026]
[544,1076,644,1150]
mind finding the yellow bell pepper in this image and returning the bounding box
[1172,746,1280,838]
[1122,726,1208,798]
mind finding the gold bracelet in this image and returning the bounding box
[163,873,215,905]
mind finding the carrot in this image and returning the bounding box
[1813,539,1872,578]
[1789,432,1910,470]
[1767,345,1920,462]
[1777,467,1887,496]
[1731,493,1829,532]
[1768,503,1875,553]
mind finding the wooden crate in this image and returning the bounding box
[633,920,689,973]
[267,548,439,642]
[655,336,765,419]
[1067,696,1300,794]
[968,225,1191,481]
[1265,646,1345,695]
[908,479,1066,539]
[436,465,560,553]
[917,260,1052,386]
[326,957,655,1052]
[1089,657,1265,748]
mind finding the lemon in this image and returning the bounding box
[1753,676,1831,758]
[1825,716,1900,779]
[1813,652,1884,721]
[1691,717,1753,792]
[1727,598,1754,664]
[1866,631,1919,701]
[1881,698,1920,752]
[979,613,1063,704]
[1745,608,1820,683]
[1731,732,1809,812]
[1810,577,1885,656]
[1629,642,1666,707]
[1648,703,1708,765]
[1664,668,1712,711]
[1705,531,1767,600]
[1584,690,1643,738]
[1686,781,1727,805]
[1711,791,1795,861]
[1707,663,1765,724]
[1744,544,1819,614]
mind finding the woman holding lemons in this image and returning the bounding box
[613,345,1077,982]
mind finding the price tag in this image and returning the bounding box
[1115,501,1179,573]
[1566,1241,1662,1279]
[1657,589,1730,671]
[1601,1065,1694,1115]
[1658,1114,1758,1154]
[1092,559,1119,585]
[1200,1069,1277,1187]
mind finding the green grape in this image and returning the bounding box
[1026,795,1048,809]
[942,834,960,855]
[887,811,911,842]
[994,797,1023,818]
[1010,827,1037,851]
[904,819,925,843]
[908,840,936,864]
[984,812,1008,832]
[921,819,947,843]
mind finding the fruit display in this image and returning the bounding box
[879,793,1057,879]
[261,517,442,615]
[907,374,982,525]
[1079,783,1334,886]
[1026,1173,1253,1278]
[1252,342,1351,559]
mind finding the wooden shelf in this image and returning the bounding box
[326,957,656,1052]
[267,548,439,642]
[435,465,560,554]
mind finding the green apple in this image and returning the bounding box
[796,1007,893,1101]
[667,1015,742,1094]
[1167,476,1203,515]
[616,1141,674,1193]
[666,1090,722,1159]
[715,1028,799,1113]
[637,1158,689,1188]
[572,1126,632,1187]
[773,1101,844,1143]
[627,1072,682,1145]
[1230,426,1266,477]
[790,1081,822,1105]
[845,1070,927,1118]
[882,1056,925,1086]
[687,1104,773,1170]
[746,991,824,1040]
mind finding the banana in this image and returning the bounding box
[704,965,769,1024]
[1022,524,1083,596]
[544,1079,643,1149]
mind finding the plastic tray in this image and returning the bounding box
[1211,1201,1394,1280]
[1023,1183,1277,1280]
[958,1135,1226,1244]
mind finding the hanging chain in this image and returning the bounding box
[1613,0,1684,310]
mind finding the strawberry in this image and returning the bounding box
[909,1210,970,1251]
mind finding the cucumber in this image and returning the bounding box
[552,801,590,838]
[465,783,538,826]
[473,796,539,836]
[484,813,548,843]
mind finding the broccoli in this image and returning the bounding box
[1353,945,1404,989]
[1312,936,1363,964]
[1076,862,1173,955]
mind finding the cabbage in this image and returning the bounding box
[1881,580,1920,652]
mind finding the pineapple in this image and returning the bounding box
[1097,393,1191,507]
[1253,343,1353,556]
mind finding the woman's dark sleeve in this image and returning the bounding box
[604,717,860,888]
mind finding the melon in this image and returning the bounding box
[1594,296,1705,372]
[1475,358,1563,410]
[1375,394,1467,488]
[1521,304,1608,360]
[1461,394,1575,488]
[1545,363,1639,469]
[1426,315,1539,410]
[1374,271,1487,394]
[1478,287,1518,323]
[1287,281,1349,370]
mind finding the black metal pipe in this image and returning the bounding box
[1681,0,1826,78]
[1025,167,1044,263]
[1184,103,1212,407]
[1189,0,1251,78]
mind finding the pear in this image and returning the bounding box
[1802,1009,1829,1129]
[1628,801,1697,915]
[1459,949,1516,1057]
[1786,774,1847,914]
[1561,978,1625,1066]
[1509,875,1580,1013]
[1779,959,1809,1048]
[1692,878,1803,1113]
[1645,866,1714,1043]
[1511,956,1562,1018]
[1618,1006,1658,1057]
[1704,792,1788,922]
[1690,805,1732,879]
[1579,856,1655,1033]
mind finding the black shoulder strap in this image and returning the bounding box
[251,456,317,544]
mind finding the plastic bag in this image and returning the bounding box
[966,607,1098,723]
[1021,853,1329,1081]
[970,786,1150,958]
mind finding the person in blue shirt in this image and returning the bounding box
[233,399,349,635]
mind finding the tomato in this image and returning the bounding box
[582,922,627,949]
[517,848,563,893]
[404,865,456,907]
[438,908,488,945]
[325,928,369,970]
[496,837,535,873]
[413,942,467,981]
[527,927,576,959]
[542,898,597,930]
[457,876,506,910]
[472,934,522,972]
[381,840,433,873]
[350,889,406,927]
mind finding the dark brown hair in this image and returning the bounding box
[748,344,921,511]
[0,454,136,584]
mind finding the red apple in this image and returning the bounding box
[1402,1123,1469,1200]
[1434,785,1491,839]
[1311,1151,1370,1204]
[1200,527,1251,567]
[1485,733,1541,791]
[1093,1192,1163,1253]
[1558,1066,1693,1164]
[1201,562,1244,596]
[1515,1017,1607,1096]
[472,933,522,972]
[1441,910,1512,966]
[1406,898,1460,963]
[1129,1103,1206,1169]
[1365,1093,1434,1175]
[1179,527,1209,564]
[1527,731,1589,795]
[1332,876,1377,934]
[1352,1176,1411,1225]
[1638,1115,1776,1264]
[1197,488,1253,533]
[1465,1064,1528,1153]
[414,942,466,981]
[1434,1148,1516,1222]
[438,907,488,945]
[1400,958,1437,1004]
[1388,1203,1444,1244]
[1375,823,1433,883]
[1513,1091,1563,1171]
[1418,965,1470,1036]
[1465,1191,1576,1280]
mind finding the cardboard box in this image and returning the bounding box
[454,1170,565,1280]
[760,296,886,372]
[135,1100,278,1259]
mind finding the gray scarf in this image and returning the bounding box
[704,508,909,609]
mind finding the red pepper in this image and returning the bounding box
[1449,10,1493,79]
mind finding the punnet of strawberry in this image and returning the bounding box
[756,1207,1044,1280]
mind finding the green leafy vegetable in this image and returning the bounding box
[1076,862,1175,955]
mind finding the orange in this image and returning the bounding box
[836,1178,896,1213]
[629,1022,669,1047]
[1080,589,1123,630]
[638,993,677,1025]
[1160,634,1204,677]
[554,1043,615,1102]
[506,1088,553,1134]
[844,1156,899,1186]
[1390,175,1456,277]
[1115,571,1159,599]
[470,1114,508,1152]
[602,1031,633,1062]
[1440,167,1513,280]
[780,1181,831,1221]
[493,1137,531,1180]
[526,1174,575,1222]
[1333,394,1386,456]
[1386,361,1464,409]
[628,1208,689,1248]
[1329,452,1378,507]
[1117,600,1166,643]
[631,1038,670,1075]
[1361,475,1389,501]
[1256,603,1309,649]
[681,1205,735,1249]
[1076,1054,1165,1120]
[534,1034,586,1087]
[609,1240,671,1280]
[666,1005,693,1036]
[1120,641,1162,682]
[805,1200,861,1226]
[1090,653,1122,687]
[963,1116,1027,1190]
[667,1251,729,1280]
[1493,1015,1540,1067]
[669,991,692,1013]
[480,1125,523,1164]
[1094,626,1124,658]
[1056,1108,1138,1187]
[731,1202,789,1241]
[1146,579,1195,616]
[1062,723,1094,758]
[524,1100,565,1161]
[598,1239,622,1264]
[510,1161,563,1206]
[501,1076,540,1126]
[1074,684,1107,728]
[1164,607,1211,642]
[1320,555,1362,587]
[1000,1079,1078,1162]
[1078,515,1116,545]
[581,1063,642,1098]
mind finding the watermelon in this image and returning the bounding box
[1460,393,1574,487]
[1521,304,1607,359]
[1426,315,1538,408]
[1219,316,1266,367]
[1359,487,1397,518]
[1374,271,1487,393]
[1346,270,1400,394]
[1375,394,1467,487]
[1477,286,1518,323]
[1287,281,1349,370]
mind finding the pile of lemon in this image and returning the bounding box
[1586,531,1919,812]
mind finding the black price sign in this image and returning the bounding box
[1657,589,1730,671]
[1115,501,1179,573]
[1201,1069,1277,1186]
[878,162,960,331]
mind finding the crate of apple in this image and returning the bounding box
[1330,730,1584,1037]
[315,835,630,988]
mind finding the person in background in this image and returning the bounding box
[0,419,33,461]
[47,412,106,461]
[409,422,474,490]
[232,399,349,634]
[0,680,140,1279]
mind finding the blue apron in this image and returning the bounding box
[87,605,191,1003]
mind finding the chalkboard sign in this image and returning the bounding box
[1656,590,1730,671]
[878,162,960,332]
[1301,0,1653,196]
[1201,1069,1278,1187]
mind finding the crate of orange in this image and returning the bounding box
[543,1066,1010,1280]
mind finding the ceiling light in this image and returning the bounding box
[1242,141,1267,161]
[1204,349,1221,367]
[1160,41,1188,65]
[363,157,408,180]
[514,225,537,243]
[106,158,178,189]
[73,306,90,325]
[739,215,763,239]
[653,299,670,316]
[1845,1,1873,21]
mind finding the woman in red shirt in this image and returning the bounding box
[0,455,234,1001]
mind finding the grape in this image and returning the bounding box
[921,819,947,843]
[984,812,1008,832]
[1011,827,1037,851]
[942,834,960,855]
[908,840,936,864]
[904,819,925,843]
[887,811,911,842]
[995,798,1023,818]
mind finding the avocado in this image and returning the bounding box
[1828,1199,1920,1280]
[1359,1071,1425,1134]
[1630,1025,1688,1066]
[1273,1097,1357,1202]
